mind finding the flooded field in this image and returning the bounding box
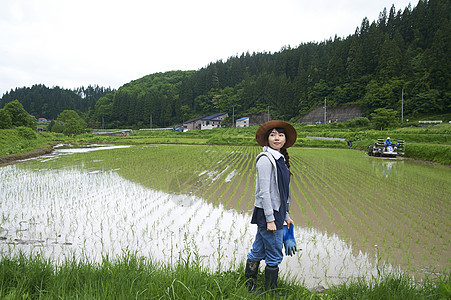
[0,144,449,288]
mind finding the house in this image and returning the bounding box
[182,113,229,130]
[201,113,228,129]
[235,117,249,127]
[183,116,204,130]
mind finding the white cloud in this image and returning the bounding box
[0,0,413,96]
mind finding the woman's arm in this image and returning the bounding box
[256,156,275,224]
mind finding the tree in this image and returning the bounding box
[346,116,370,127]
[93,94,114,126]
[0,108,12,129]
[51,121,65,133]
[3,0,448,128]
[410,89,441,114]
[2,100,35,128]
[54,110,87,136]
[377,32,404,80]
[370,108,398,130]
[0,84,100,120]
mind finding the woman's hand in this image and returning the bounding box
[267,221,277,232]
[286,219,294,229]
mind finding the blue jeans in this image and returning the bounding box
[247,226,283,267]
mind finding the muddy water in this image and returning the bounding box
[185,146,450,280]
[0,145,385,289]
[0,144,449,288]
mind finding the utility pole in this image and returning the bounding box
[401,89,404,123]
[232,106,235,127]
[150,115,152,129]
[324,97,327,124]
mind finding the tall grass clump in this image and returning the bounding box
[1,253,449,299]
[0,253,53,298]
[0,128,43,156]
[0,252,318,299]
[0,128,55,164]
[326,272,451,299]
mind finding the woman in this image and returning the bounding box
[245,120,297,292]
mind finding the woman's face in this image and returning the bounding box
[268,128,286,151]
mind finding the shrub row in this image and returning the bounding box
[405,143,451,164]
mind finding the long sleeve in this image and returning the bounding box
[255,156,275,223]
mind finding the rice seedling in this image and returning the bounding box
[0,143,449,289]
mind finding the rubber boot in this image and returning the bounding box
[264,265,279,292]
[244,259,260,292]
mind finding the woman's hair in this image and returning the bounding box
[265,127,292,173]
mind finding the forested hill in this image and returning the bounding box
[1,0,450,129]
[0,85,115,120]
[110,0,451,128]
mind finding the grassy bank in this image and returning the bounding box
[1,126,450,299]
[1,122,450,165]
[0,127,57,165]
[1,253,449,299]
[82,123,451,164]
[0,127,51,156]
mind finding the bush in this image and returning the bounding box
[16,126,37,140]
[405,143,451,164]
[346,117,370,127]
[0,108,12,129]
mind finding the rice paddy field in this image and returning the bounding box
[0,144,449,289]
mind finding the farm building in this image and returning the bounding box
[183,113,229,130]
[236,117,249,127]
[183,116,204,130]
[201,113,228,130]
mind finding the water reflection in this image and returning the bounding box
[370,158,403,178]
[0,164,386,288]
[54,143,133,153]
[19,144,133,163]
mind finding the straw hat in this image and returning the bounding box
[255,120,297,148]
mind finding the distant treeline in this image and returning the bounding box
[1,0,450,128]
[0,85,115,121]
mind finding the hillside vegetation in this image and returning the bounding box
[1,121,450,165]
[0,127,55,164]
[96,0,451,128]
[0,85,114,121]
[1,0,450,130]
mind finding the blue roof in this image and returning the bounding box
[202,113,227,120]
[183,116,205,123]
[236,117,249,121]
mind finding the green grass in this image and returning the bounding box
[403,143,451,164]
[0,128,52,156]
[326,273,451,300]
[2,122,451,164]
[0,253,449,299]
[1,124,450,298]
[21,144,450,278]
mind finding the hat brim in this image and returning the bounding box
[255,120,297,148]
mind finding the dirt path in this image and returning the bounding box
[0,146,55,166]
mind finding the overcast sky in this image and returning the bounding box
[0,0,414,97]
